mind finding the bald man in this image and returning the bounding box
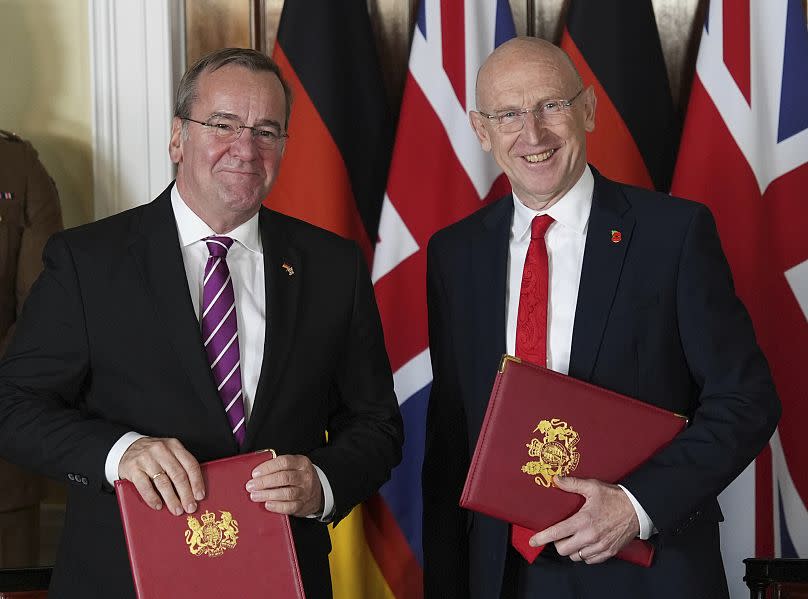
[422,37,779,599]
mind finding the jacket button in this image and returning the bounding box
[68,473,75,481]
[81,477,88,485]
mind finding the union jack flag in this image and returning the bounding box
[671,0,808,595]
[369,1,515,596]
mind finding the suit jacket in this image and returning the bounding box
[422,170,780,599]
[0,184,403,599]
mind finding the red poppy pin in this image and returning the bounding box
[610,230,622,244]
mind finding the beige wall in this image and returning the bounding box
[0,0,93,229]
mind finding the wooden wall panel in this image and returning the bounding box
[526,0,566,41]
[185,0,252,67]
[367,0,418,111]
[653,0,708,111]
[185,0,708,116]
[256,0,284,55]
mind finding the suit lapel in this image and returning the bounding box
[569,172,635,381]
[128,187,235,441]
[469,198,512,427]
[245,209,301,449]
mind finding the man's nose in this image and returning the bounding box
[229,128,260,158]
[520,110,546,143]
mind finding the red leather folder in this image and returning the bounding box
[460,356,688,567]
[115,450,306,599]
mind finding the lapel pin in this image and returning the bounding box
[281,262,295,277]
[1,192,13,201]
[610,230,622,244]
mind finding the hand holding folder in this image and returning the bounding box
[116,450,306,599]
[460,356,687,567]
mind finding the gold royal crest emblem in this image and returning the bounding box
[521,418,580,487]
[185,510,239,557]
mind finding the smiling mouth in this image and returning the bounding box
[523,149,556,163]
[219,169,258,176]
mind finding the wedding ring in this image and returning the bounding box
[151,471,166,481]
[578,548,585,561]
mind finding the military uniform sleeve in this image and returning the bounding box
[1,140,62,353]
[17,141,63,305]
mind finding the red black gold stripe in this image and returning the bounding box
[561,0,679,191]
[267,0,392,263]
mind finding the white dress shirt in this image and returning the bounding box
[104,187,333,519]
[505,166,654,539]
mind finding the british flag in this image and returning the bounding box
[369,1,515,596]
[671,0,808,595]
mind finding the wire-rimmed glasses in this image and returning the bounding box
[476,88,584,133]
[182,115,289,150]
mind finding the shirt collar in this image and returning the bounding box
[171,185,262,254]
[512,165,594,241]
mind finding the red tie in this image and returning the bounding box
[511,214,554,562]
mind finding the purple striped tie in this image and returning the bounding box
[201,236,246,446]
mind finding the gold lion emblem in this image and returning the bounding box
[185,510,239,557]
[521,418,580,487]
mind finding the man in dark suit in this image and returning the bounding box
[422,37,780,598]
[0,48,403,599]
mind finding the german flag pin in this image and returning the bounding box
[610,230,622,244]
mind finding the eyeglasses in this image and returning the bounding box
[477,88,584,133]
[182,116,289,150]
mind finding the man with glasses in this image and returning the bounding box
[423,37,779,598]
[0,48,403,599]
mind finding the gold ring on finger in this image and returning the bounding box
[578,548,585,561]
[151,471,166,481]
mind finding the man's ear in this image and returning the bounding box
[582,86,597,133]
[469,111,493,152]
[169,117,184,164]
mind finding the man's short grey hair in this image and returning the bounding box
[174,47,293,129]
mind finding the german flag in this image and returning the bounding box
[269,3,395,597]
[267,0,392,263]
[560,0,679,191]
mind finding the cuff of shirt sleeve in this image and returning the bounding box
[305,464,335,522]
[104,432,147,486]
[618,484,656,540]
